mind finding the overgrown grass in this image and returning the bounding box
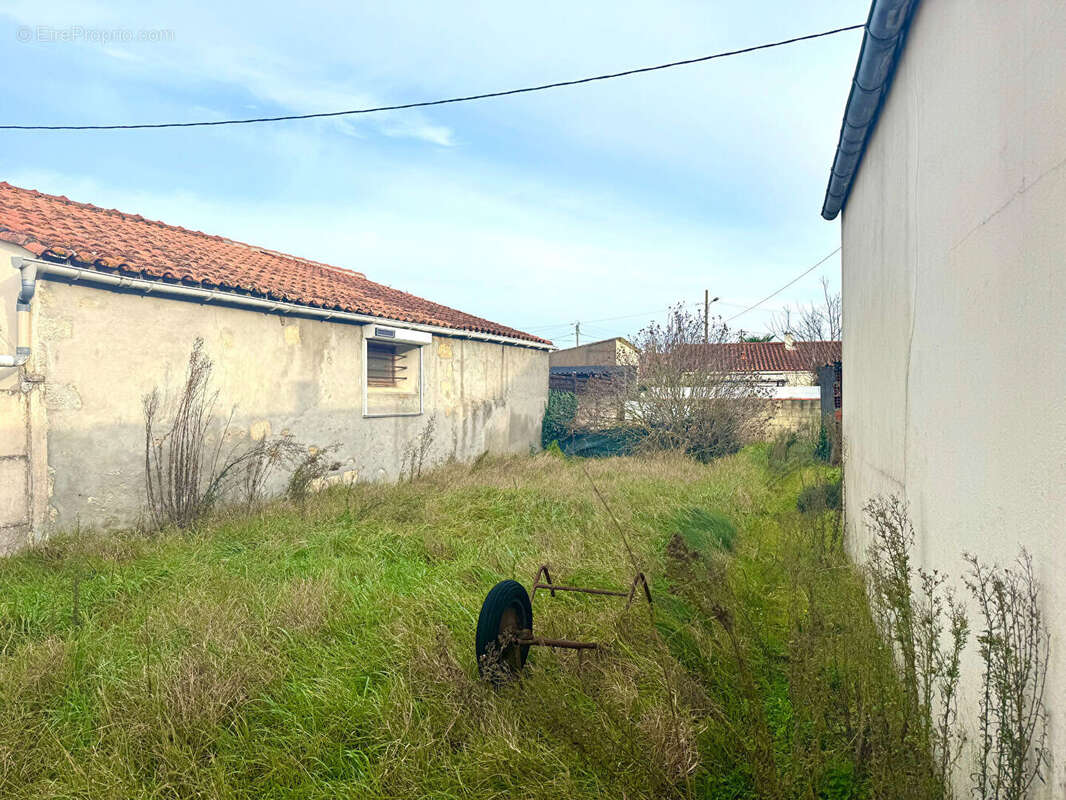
[0,447,934,799]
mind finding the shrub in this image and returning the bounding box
[814,423,831,462]
[541,389,577,448]
[797,478,842,514]
[625,304,769,463]
[544,440,566,459]
[824,414,843,465]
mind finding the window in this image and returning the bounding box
[363,330,426,417]
[366,341,407,388]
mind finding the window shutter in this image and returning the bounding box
[367,342,408,387]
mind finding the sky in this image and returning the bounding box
[0,1,867,346]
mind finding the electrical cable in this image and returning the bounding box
[723,247,839,323]
[0,24,863,131]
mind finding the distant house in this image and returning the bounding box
[0,183,550,551]
[694,336,841,391]
[685,337,841,435]
[549,336,637,370]
[822,0,1065,794]
[548,337,636,427]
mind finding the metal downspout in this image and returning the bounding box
[0,257,39,368]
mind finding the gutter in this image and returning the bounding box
[0,258,38,367]
[4,256,553,353]
[821,0,920,220]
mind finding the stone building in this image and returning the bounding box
[0,183,550,551]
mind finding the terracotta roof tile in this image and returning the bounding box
[0,182,549,345]
[698,341,841,372]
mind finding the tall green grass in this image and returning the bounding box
[0,447,935,799]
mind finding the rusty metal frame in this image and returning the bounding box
[531,564,652,608]
[514,629,598,650]
[521,564,653,652]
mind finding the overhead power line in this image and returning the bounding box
[526,296,785,335]
[523,301,703,333]
[0,24,863,131]
[724,246,840,323]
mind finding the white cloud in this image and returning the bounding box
[2,0,860,339]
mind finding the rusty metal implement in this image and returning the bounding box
[531,564,653,613]
[475,564,652,680]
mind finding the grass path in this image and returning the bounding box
[0,447,930,799]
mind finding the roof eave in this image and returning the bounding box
[821,0,921,221]
[19,257,554,350]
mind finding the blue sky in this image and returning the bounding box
[1,1,866,345]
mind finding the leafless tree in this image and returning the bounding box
[626,304,769,461]
[769,277,842,370]
[562,371,635,431]
[770,277,842,342]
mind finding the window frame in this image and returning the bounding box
[362,329,425,418]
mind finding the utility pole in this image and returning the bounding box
[704,290,709,343]
[703,292,719,342]
[574,321,581,347]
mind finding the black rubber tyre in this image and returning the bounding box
[475,580,533,680]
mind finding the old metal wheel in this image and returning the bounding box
[475,580,533,681]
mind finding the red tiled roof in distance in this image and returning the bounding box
[0,182,549,345]
[694,341,841,372]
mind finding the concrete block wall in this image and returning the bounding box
[763,398,822,437]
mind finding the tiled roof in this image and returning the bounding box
[700,341,841,372]
[0,182,549,345]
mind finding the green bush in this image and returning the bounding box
[814,423,832,462]
[541,389,577,448]
[797,478,842,514]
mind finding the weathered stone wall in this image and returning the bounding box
[0,263,548,548]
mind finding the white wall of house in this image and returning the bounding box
[841,1,1066,795]
[0,243,548,551]
[749,370,816,387]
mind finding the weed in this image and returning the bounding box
[964,550,1050,800]
[864,495,969,797]
[400,416,436,481]
[286,443,341,505]
[144,339,308,528]
[671,507,736,553]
